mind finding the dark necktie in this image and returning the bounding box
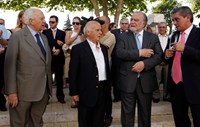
[35,33,46,59]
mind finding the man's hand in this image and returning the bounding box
[57,40,64,46]
[52,46,60,55]
[8,93,18,108]
[165,49,174,58]
[172,42,185,52]
[132,61,144,73]
[139,49,154,58]
[0,47,5,54]
[71,95,79,102]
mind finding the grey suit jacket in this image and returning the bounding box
[4,26,52,101]
[116,30,163,93]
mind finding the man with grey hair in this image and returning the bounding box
[116,12,162,127]
[153,22,170,103]
[4,7,52,127]
[69,21,110,127]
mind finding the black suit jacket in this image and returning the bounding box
[69,40,110,107]
[165,26,200,104]
[43,28,65,65]
[116,30,163,93]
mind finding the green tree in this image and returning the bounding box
[152,0,180,34]
[190,0,200,18]
[0,0,156,26]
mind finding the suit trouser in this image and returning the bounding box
[53,61,65,101]
[78,82,107,127]
[9,90,49,127]
[153,65,168,99]
[171,82,200,127]
[121,78,152,127]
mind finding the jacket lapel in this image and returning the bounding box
[24,27,46,62]
[82,41,96,64]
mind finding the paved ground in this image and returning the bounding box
[0,86,176,127]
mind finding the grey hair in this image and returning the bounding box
[158,22,167,27]
[24,7,40,25]
[83,21,100,35]
[120,18,129,24]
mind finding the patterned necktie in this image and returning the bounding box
[172,32,185,84]
[35,33,46,59]
[135,33,141,49]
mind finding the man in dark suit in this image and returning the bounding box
[165,6,200,127]
[111,18,129,102]
[4,7,52,127]
[43,15,66,103]
[116,12,162,127]
[69,21,110,127]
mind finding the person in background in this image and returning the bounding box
[43,15,66,104]
[116,12,162,127]
[69,21,110,127]
[164,6,200,127]
[99,15,116,127]
[12,10,25,33]
[4,7,52,127]
[111,17,129,103]
[109,22,117,31]
[63,16,85,108]
[0,26,8,111]
[153,22,170,103]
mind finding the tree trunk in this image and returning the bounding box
[102,0,108,16]
[114,0,123,27]
[90,0,100,17]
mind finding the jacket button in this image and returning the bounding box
[96,75,98,78]
[96,86,98,88]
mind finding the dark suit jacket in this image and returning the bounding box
[43,28,65,65]
[69,40,110,107]
[4,26,52,101]
[164,26,200,104]
[116,30,163,93]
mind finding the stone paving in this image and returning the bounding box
[0,87,177,127]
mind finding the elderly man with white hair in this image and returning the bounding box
[4,7,52,127]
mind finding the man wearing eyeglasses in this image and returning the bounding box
[43,15,66,104]
[153,22,170,103]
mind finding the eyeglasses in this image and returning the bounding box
[0,23,4,25]
[159,26,166,28]
[72,22,80,25]
[49,21,56,24]
[121,23,128,25]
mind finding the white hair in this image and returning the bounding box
[83,21,100,35]
[24,7,40,25]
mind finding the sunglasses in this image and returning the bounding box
[72,22,80,25]
[49,21,56,24]
[121,23,128,25]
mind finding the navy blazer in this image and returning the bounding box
[69,40,110,107]
[43,28,65,64]
[165,26,200,104]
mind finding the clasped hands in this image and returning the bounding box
[52,46,60,55]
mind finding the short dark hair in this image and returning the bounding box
[171,6,193,23]
[50,15,58,22]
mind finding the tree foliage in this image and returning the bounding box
[0,0,156,25]
[152,0,181,34]
[190,0,200,18]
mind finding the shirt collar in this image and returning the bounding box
[183,24,193,36]
[27,25,38,36]
[87,39,100,49]
[158,34,168,37]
